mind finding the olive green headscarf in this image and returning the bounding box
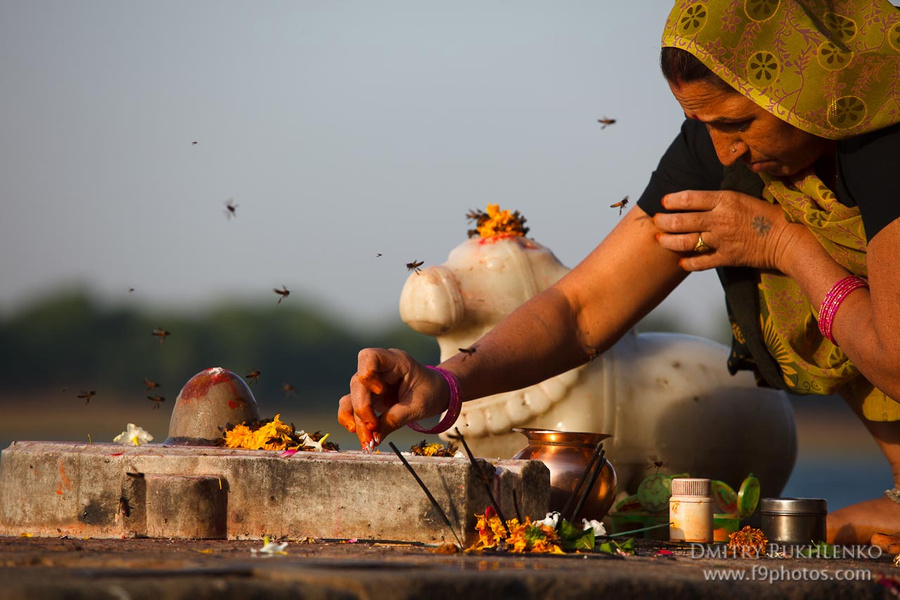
[662,0,900,420]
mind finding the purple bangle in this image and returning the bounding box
[818,275,868,345]
[407,366,462,435]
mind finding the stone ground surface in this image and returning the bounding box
[0,535,898,600]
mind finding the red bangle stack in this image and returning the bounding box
[818,275,868,346]
[406,366,462,435]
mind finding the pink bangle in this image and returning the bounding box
[407,366,462,435]
[818,275,868,345]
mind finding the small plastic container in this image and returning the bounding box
[760,498,828,545]
[669,478,714,542]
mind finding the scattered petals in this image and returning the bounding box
[251,536,288,556]
[113,424,153,446]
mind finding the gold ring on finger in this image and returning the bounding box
[693,233,711,253]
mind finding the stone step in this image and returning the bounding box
[0,441,549,544]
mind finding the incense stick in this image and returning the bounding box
[560,439,605,521]
[388,442,463,547]
[450,427,510,535]
[606,522,672,538]
[571,448,606,523]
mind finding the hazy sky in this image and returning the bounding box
[0,1,729,339]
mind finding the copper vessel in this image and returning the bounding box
[511,428,617,521]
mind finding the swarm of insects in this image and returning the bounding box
[406,260,424,274]
[152,327,170,345]
[147,395,166,409]
[77,390,97,405]
[143,378,160,391]
[466,205,529,239]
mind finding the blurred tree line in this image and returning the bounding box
[0,290,440,408]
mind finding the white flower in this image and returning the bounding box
[582,518,606,537]
[296,430,330,452]
[251,536,288,556]
[537,511,560,529]
[113,424,153,446]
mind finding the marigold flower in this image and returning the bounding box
[466,204,529,239]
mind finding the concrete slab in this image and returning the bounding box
[0,441,549,544]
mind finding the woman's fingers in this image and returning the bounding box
[339,347,440,449]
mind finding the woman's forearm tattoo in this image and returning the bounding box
[752,215,772,237]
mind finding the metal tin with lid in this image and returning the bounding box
[760,498,827,544]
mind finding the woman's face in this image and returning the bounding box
[668,79,834,177]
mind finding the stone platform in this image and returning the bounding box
[0,535,896,599]
[0,441,549,544]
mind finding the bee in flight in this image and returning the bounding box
[283,382,298,397]
[245,370,261,385]
[147,395,166,410]
[77,390,97,405]
[152,327,170,345]
[646,459,668,474]
[143,378,160,391]
[610,195,629,216]
[224,198,239,220]
[597,117,617,129]
[273,286,290,304]
[406,260,424,274]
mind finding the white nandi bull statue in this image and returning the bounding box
[399,224,797,499]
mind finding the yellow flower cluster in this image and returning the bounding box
[224,414,296,450]
[410,440,457,457]
[223,414,335,452]
[467,204,529,239]
[472,511,564,554]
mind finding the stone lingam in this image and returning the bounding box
[399,205,797,501]
[0,367,550,543]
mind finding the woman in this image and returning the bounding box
[339,0,900,545]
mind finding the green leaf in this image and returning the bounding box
[596,537,635,556]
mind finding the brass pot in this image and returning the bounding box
[511,428,617,521]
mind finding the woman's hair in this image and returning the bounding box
[660,46,734,92]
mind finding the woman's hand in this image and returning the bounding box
[652,190,804,273]
[337,348,449,450]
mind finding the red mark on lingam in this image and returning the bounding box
[180,367,239,400]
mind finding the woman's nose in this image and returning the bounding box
[708,131,743,166]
